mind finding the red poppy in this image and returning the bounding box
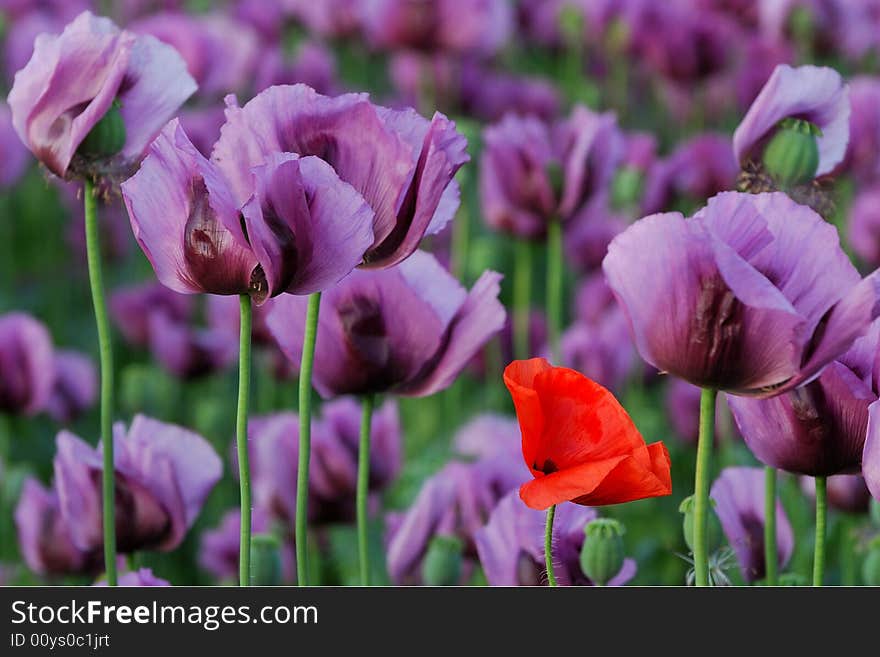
[504,358,672,510]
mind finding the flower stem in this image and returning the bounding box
[813,475,827,586]
[513,239,532,360]
[296,292,321,586]
[764,465,778,586]
[357,393,375,586]
[84,180,116,586]
[693,388,717,586]
[236,294,253,586]
[545,504,557,587]
[546,219,563,365]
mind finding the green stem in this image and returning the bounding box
[514,239,532,361]
[545,505,557,587]
[693,388,716,586]
[813,475,827,586]
[764,465,778,586]
[84,180,117,586]
[546,220,563,365]
[236,294,253,586]
[296,292,321,586]
[357,394,376,586]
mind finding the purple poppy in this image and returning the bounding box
[842,76,880,182]
[451,414,522,462]
[475,491,637,586]
[94,568,170,586]
[147,310,237,380]
[459,63,561,123]
[255,41,341,97]
[563,201,628,274]
[7,11,197,179]
[53,415,222,553]
[710,466,794,583]
[847,185,880,268]
[245,399,401,526]
[46,350,97,424]
[199,508,293,582]
[603,191,880,396]
[211,84,468,270]
[732,64,850,176]
[801,474,873,514]
[311,398,402,505]
[122,118,375,304]
[15,477,103,576]
[641,133,738,215]
[110,282,192,348]
[0,312,54,416]
[480,107,621,240]
[360,0,512,57]
[726,318,880,495]
[0,101,30,188]
[559,312,634,394]
[131,12,260,99]
[287,0,364,39]
[266,250,505,398]
[385,456,524,585]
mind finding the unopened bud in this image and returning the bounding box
[680,495,722,554]
[580,518,625,586]
[250,534,283,586]
[762,117,821,188]
[78,100,126,159]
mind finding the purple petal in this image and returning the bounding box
[732,64,850,175]
[863,400,880,500]
[241,152,374,297]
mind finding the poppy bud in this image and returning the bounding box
[579,518,625,586]
[762,117,821,188]
[78,101,126,159]
[558,5,584,46]
[680,495,722,554]
[611,167,643,211]
[250,534,283,586]
[862,536,880,586]
[421,535,464,586]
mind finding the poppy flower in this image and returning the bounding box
[210,83,468,270]
[726,317,880,497]
[603,191,880,396]
[266,250,505,398]
[121,118,375,304]
[710,466,793,583]
[504,358,672,510]
[0,312,54,416]
[7,11,196,180]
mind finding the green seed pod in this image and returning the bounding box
[862,536,880,586]
[421,535,464,586]
[679,495,723,554]
[250,534,283,586]
[611,167,643,211]
[558,5,584,46]
[78,101,126,158]
[762,117,821,188]
[579,518,626,586]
